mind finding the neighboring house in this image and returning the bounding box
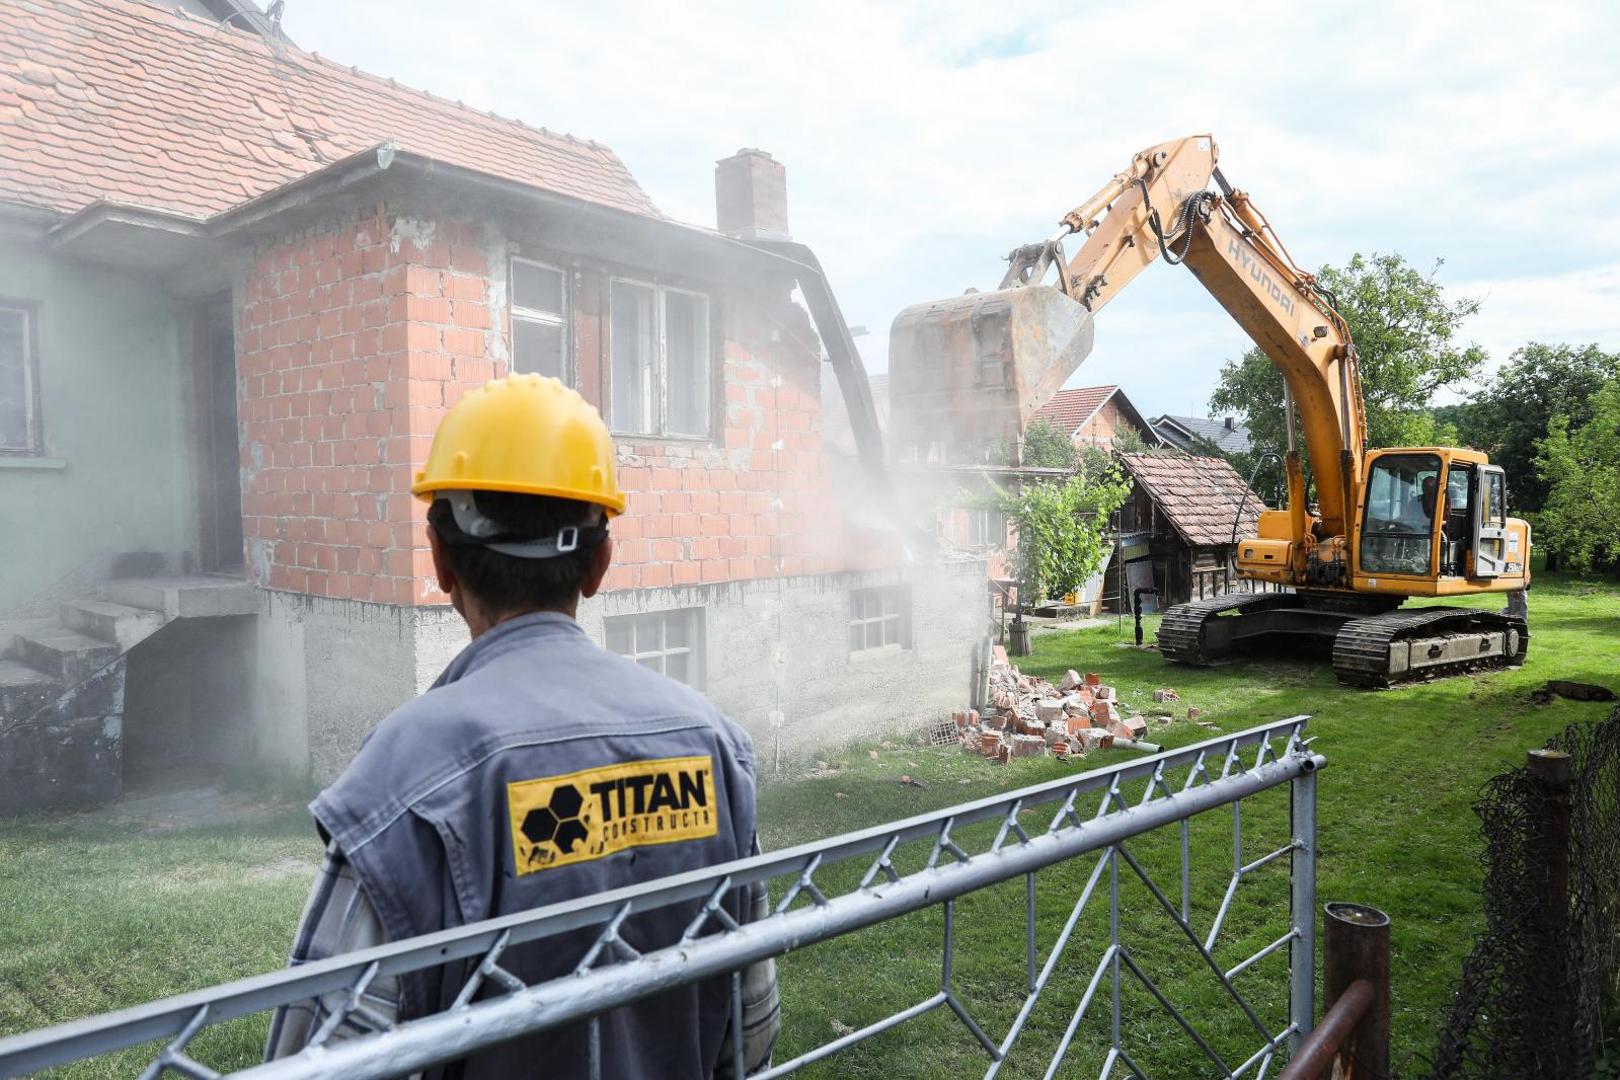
[0,0,982,812]
[1028,385,1159,451]
[1113,452,1271,608]
[1152,414,1253,456]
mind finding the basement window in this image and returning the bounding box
[605,608,705,688]
[609,279,710,438]
[849,585,912,652]
[0,302,40,455]
[511,258,569,381]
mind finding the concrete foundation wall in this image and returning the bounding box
[578,557,985,762]
[233,557,983,781]
[244,588,465,779]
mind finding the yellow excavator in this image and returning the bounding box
[887,134,1530,687]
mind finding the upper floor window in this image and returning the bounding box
[967,507,1005,549]
[0,303,40,455]
[610,279,710,438]
[511,258,569,381]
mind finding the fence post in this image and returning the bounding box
[1526,747,1573,1073]
[1288,764,1317,1052]
[1323,902,1391,1078]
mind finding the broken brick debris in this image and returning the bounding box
[956,652,1159,764]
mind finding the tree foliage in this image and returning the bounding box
[994,457,1130,606]
[1535,375,1620,571]
[1018,418,1078,470]
[1208,252,1484,493]
[1449,343,1620,512]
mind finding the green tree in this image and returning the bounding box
[1535,375,1620,572]
[995,457,1130,609]
[1454,343,1620,512]
[1208,252,1484,493]
[1018,418,1078,470]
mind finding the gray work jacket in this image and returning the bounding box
[312,611,758,1080]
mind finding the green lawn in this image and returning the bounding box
[2,573,1617,1077]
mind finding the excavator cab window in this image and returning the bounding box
[1360,453,1441,576]
[1441,462,1474,576]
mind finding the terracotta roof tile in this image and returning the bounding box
[1030,385,1117,434]
[1119,451,1264,547]
[0,0,661,221]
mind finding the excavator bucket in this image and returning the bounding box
[887,284,1095,464]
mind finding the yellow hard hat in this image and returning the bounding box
[411,374,627,516]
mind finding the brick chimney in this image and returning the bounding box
[715,149,789,240]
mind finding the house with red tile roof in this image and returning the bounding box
[0,0,982,811]
[1027,385,1160,451]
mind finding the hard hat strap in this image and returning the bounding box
[437,490,607,560]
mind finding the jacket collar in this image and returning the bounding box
[433,611,587,689]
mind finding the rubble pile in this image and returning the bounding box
[955,646,1159,765]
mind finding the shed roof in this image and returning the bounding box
[0,0,660,222]
[1119,452,1264,547]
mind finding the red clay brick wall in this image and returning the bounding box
[237,205,498,606]
[238,204,899,607]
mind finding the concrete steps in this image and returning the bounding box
[1,574,257,815]
[100,577,257,619]
[14,625,120,684]
[61,600,167,653]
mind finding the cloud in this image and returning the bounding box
[283,1,1620,416]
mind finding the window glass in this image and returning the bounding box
[1487,473,1505,524]
[512,261,564,313]
[0,306,32,452]
[1360,454,1441,575]
[849,586,912,652]
[665,290,709,436]
[512,318,564,380]
[603,609,703,688]
[511,260,568,381]
[611,281,656,434]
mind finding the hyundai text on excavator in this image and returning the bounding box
[886,134,1530,687]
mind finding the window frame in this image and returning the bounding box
[509,256,571,383]
[849,584,913,654]
[606,274,713,440]
[0,299,42,456]
[967,507,1005,550]
[603,607,706,689]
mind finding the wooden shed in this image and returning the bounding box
[1113,452,1269,608]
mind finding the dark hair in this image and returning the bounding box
[426,491,604,615]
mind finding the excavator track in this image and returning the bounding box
[1332,607,1529,689]
[1157,593,1300,666]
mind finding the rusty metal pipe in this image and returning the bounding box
[1275,978,1374,1080]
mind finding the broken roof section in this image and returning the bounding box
[0,0,660,223]
[1118,452,1264,547]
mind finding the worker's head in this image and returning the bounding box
[411,375,627,629]
[1420,475,1438,516]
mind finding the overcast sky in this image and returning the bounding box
[283,1,1620,421]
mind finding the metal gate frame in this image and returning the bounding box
[0,716,1321,1079]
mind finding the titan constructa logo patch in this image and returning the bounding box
[508,755,717,875]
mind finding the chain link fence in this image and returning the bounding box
[1424,704,1620,1078]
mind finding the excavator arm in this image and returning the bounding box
[889,134,1367,538]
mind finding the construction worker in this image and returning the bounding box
[266,374,778,1078]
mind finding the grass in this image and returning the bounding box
[2,573,1617,1077]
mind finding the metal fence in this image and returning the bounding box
[0,717,1322,1080]
[1425,705,1620,1079]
